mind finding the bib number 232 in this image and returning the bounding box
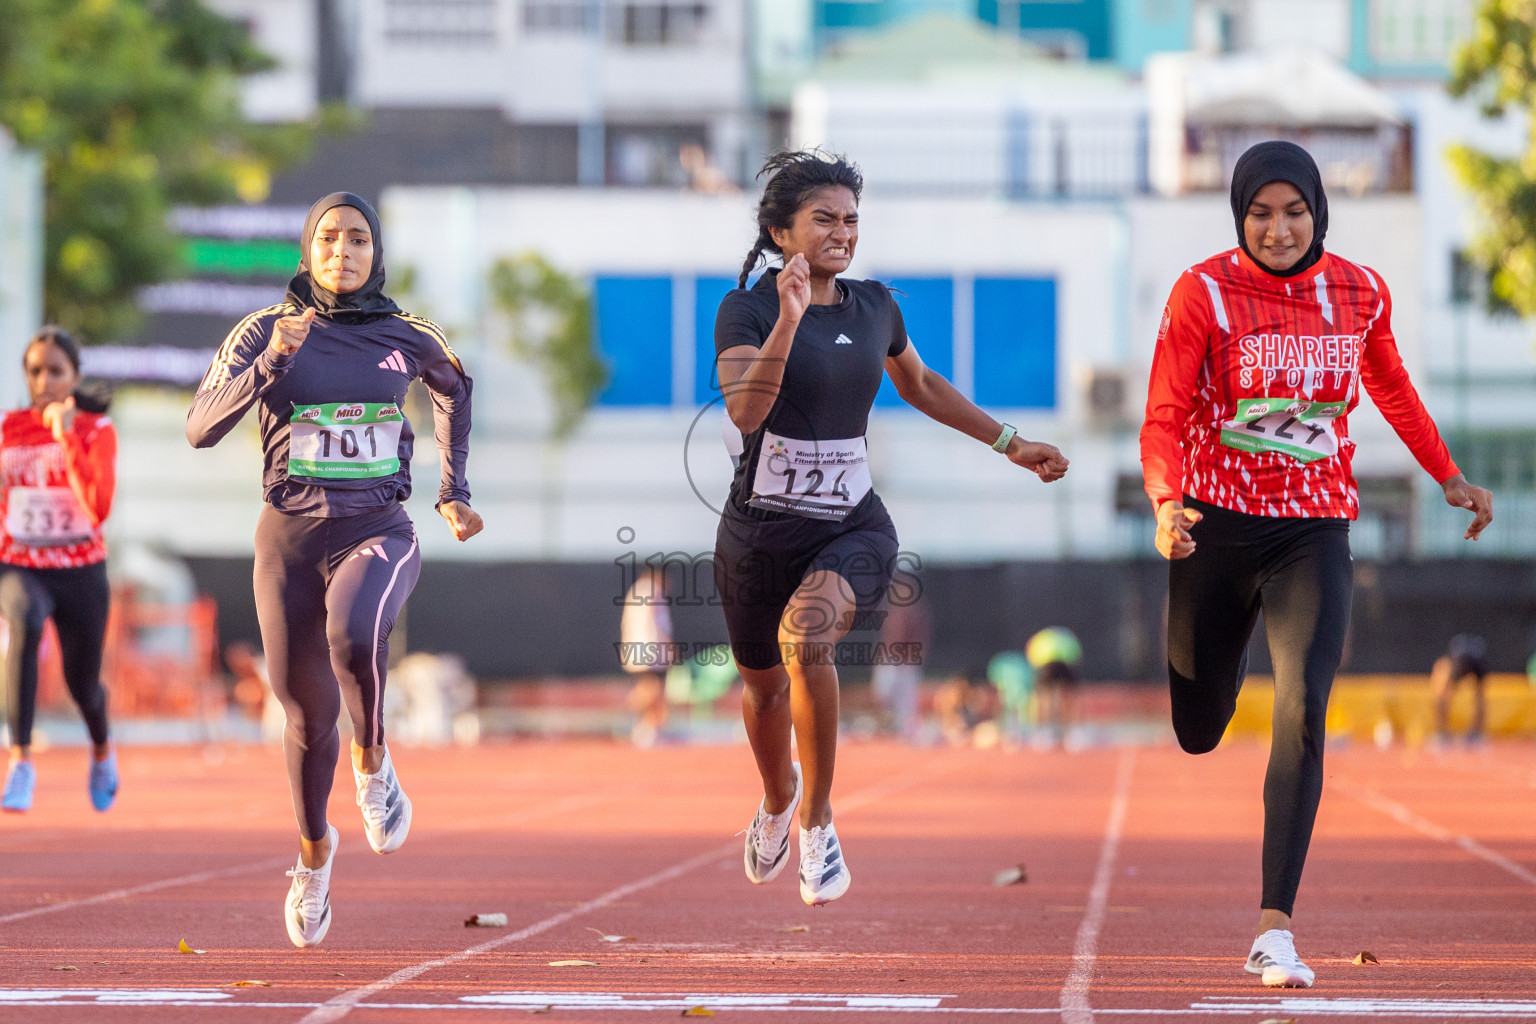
[289,402,405,480]
[1220,397,1345,463]
[749,430,872,520]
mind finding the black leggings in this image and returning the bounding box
[254,504,420,840]
[1167,497,1352,917]
[1,562,111,749]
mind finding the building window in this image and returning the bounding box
[384,0,497,46]
[610,3,710,46]
[1370,0,1472,66]
[524,0,598,34]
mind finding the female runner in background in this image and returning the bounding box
[1141,141,1493,987]
[1,327,118,814]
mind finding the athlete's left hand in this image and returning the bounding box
[1006,437,1069,482]
[1441,473,1493,541]
[439,500,484,542]
[41,396,75,440]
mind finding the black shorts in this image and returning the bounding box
[1447,654,1489,681]
[714,493,899,671]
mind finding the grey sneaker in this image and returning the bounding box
[1246,928,1315,988]
[355,747,412,854]
[284,825,338,948]
[744,762,802,884]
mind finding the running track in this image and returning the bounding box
[2,740,1534,1022]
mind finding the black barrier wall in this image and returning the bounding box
[185,558,1536,682]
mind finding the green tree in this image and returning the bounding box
[487,253,608,439]
[0,0,315,341]
[1446,0,1536,320]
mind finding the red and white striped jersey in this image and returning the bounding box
[0,408,116,569]
[1141,247,1457,519]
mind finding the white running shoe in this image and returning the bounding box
[744,762,802,884]
[355,747,412,854]
[284,825,338,948]
[1246,928,1315,988]
[798,821,851,906]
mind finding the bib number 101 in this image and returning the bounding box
[314,425,381,461]
[288,402,405,480]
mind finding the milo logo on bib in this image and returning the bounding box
[288,402,406,480]
[1220,397,1346,463]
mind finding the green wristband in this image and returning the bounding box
[991,423,1017,453]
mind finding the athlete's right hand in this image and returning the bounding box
[1155,500,1202,560]
[269,307,316,356]
[777,253,812,324]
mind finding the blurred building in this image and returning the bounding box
[0,129,42,406]
[103,1,1533,625]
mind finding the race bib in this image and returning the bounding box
[6,486,93,547]
[1220,397,1345,463]
[749,430,872,520]
[288,402,404,480]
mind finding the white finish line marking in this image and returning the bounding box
[1332,776,1536,887]
[6,989,1536,1017]
[1059,749,1137,1024]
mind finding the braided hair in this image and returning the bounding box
[26,325,112,413]
[737,150,864,288]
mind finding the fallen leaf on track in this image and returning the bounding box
[226,981,272,988]
[51,966,77,972]
[1353,950,1380,965]
[681,1008,714,1017]
[992,865,1028,886]
[586,927,635,942]
[529,1007,552,1015]
[547,960,598,967]
[176,940,206,955]
[464,913,508,927]
[783,924,810,933]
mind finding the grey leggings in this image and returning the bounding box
[1,562,111,749]
[1167,497,1352,918]
[254,503,420,840]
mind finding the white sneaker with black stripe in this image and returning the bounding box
[744,762,802,884]
[284,825,337,948]
[355,747,412,854]
[798,821,851,906]
[1246,929,1315,987]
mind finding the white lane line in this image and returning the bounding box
[1331,776,1536,887]
[10,989,1536,1016]
[300,757,957,1024]
[0,856,292,925]
[1058,750,1137,1024]
[0,791,619,926]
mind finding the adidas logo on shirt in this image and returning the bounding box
[378,350,409,374]
[833,334,853,346]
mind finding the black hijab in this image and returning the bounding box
[285,192,402,324]
[1230,141,1329,279]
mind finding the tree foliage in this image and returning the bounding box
[1446,0,1536,320]
[487,254,608,440]
[0,0,315,341]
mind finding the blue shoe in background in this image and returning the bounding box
[89,752,118,812]
[3,761,35,812]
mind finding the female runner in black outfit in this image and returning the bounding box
[716,152,1070,905]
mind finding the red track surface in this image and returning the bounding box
[2,740,1534,1022]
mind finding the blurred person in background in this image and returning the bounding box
[187,192,481,947]
[226,640,285,745]
[0,327,118,814]
[1142,141,1493,989]
[1431,633,1488,746]
[715,150,1069,906]
[621,563,673,747]
[870,597,927,740]
[1025,626,1082,747]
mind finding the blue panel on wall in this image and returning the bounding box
[693,276,739,406]
[973,277,1056,409]
[594,276,672,406]
[875,277,954,408]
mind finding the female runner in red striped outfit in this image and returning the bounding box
[1,327,118,813]
[1140,141,1492,988]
